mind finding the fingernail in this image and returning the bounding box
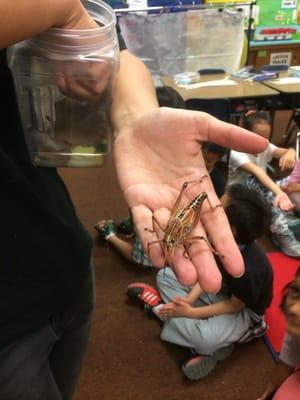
[234,271,245,279]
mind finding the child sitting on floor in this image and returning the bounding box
[256,267,300,400]
[126,184,273,381]
[228,110,299,258]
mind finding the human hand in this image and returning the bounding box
[55,59,115,103]
[274,191,295,211]
[281,182,300,194]
[159,297,194,319]
[279,149,296,171]
[114,107,268,293]
[54,3,118,103]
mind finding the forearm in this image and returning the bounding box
[243,163,282,196]
[186,283,203,304]
[189,298,244,319]
[257,174,283,196]
[0,0,90,48]
[287,183,300,192]
[110,50,159,135]
[273,147,295,160]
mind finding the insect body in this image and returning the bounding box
[146,178,220,266]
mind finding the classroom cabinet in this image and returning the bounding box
[248,43,300,69]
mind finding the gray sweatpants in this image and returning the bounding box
[157,268,252,355]
[0,265,94,400]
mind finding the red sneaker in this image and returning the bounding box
[126,282,162,309]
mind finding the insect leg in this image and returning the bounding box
[205,196,223,211]
[183,244,192,260]
[147,239,165,259]
[170,175,208,217]
[184,236,224,258]
[145,215,165,233]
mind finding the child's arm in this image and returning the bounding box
[282,182,300,193]
[272,147,296,172]
[158,294,244,319]
[240,162,294,211]
[185,283,203,305]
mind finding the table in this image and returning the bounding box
[161,73,279,126]
[161,74,279,101]
[261,74,300,95]
[261,74,300,144]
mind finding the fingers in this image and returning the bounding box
[55,60,113,103]
[275,192,295,211]
[193,111,268,154]
[156,108,267,155]
[279,155,296,171]
[200,204,245,286]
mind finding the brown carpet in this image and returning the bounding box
[58,153,278,400]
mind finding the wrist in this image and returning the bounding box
[190,307,202,319]
[276,190,285,197]
[111,106,159,138]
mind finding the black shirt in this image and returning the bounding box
[220,242,273,315]
[0,29,126,348]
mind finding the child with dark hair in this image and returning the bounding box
[228,110,300,257]
[126,184,273,380]
[155,86,186,109]
[202,142,227,198]
[257,268,300,400]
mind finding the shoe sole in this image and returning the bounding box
[182,345,234,381]
[183,356,217,380]
[271,235,300,258]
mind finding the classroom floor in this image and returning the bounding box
[59,142,282,400]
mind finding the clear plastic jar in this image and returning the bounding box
[7,0,119,167]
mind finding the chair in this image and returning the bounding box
[198,68,225,75]
[282,109,300,146]
[185,98,232,122]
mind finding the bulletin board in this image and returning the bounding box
[257,0,299,27]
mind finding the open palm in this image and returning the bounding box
[114,107,267,292]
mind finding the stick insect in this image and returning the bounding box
[146,177,222,266]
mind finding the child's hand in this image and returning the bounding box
[158,297,193,319]
[279,149,296,171]
[274,192,295,211]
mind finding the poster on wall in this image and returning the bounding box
[270,52,292,65]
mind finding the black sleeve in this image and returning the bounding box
[116,21,127,51]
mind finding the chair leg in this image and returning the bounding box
[282,110,298,146]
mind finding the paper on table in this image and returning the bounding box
[177,79,238,89]
[269,77,300,85]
